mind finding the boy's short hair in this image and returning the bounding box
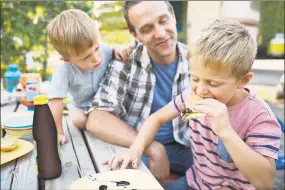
[189,19,257,78]
[46,9,98,58]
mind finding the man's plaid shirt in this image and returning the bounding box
[90,42,192,147]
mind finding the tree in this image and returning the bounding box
[1,1,93,79]
[93,1,133,46]
[252,1,284,47]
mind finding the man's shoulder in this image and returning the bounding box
[177,41,188,50]
[107,59,132,75]
[177,42,189,59]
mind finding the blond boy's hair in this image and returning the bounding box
[46,9,98,58]
[189,19,257,78]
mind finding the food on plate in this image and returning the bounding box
[1,138,18,152]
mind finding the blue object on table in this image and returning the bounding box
[277,117,285,133]
[4,64,21,93]
[47,76,52,82]
[276,117,284,169]
[276,151,285,169]
[28,107,35,111]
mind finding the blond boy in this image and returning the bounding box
[47,9,129,144]
[107,19,282,190]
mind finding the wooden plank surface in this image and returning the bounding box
[45,116,94,189]
[1,103,32,189]
[1,104,36,190]
[1,104,17,190]
[10,146,38,190]
[0,160,17,190]
[64,116,95,177]
[45,117,80,189]
[83,130,152,175]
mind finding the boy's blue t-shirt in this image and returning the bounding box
[150,58,178,144]
[48,42,113,109]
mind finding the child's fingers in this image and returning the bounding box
[120,158,130,170]
[132,158,139,168]
[111,157,121,171]
[192,104,211,114]
[58,136,67,145]
[62,136,67,144]
[102,160,108,165]
[102,156,115,167]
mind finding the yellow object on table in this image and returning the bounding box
[1,138,34,165]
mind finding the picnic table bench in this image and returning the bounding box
[1,103,158,190]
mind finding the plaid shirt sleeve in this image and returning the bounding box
[89,60,129,117]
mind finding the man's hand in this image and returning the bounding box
[145,141,170,181]
[192,98,232,137]
[58,134,67,145]
[112,45,132,63]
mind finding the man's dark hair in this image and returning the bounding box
[123,1,174,34]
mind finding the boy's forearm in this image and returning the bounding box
[220,128,275,189]
[131,116,162,155]
[131,103,178,156]
[49,99,64,135]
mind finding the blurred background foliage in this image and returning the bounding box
[1,1,283,80]
[252,1,284,47]
[1,1,132,79]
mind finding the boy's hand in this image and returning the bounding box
[112,45,132,64]
[192,98,232,137]
[58,134,67,145]
[102,148,142,171]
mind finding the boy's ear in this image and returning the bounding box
[237,72,254,89]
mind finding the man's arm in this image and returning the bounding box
[86,103,165,158]
[87,59,155,150]
[86,109,137,147]
[86,108,170,181]
[87,59,170,180]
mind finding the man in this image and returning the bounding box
[86,1,192,180]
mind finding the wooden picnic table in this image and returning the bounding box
[1,103,158,190]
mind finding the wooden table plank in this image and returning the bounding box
[45,116,90,189]
[1,104,35,190]
[0,160,17,190]
[64,116,95,177]
[83,131,152,175]
[10,146,38,190]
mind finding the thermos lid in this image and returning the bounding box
[63,98,68,104]
[8,64,19,72]
[34,95,48,105]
